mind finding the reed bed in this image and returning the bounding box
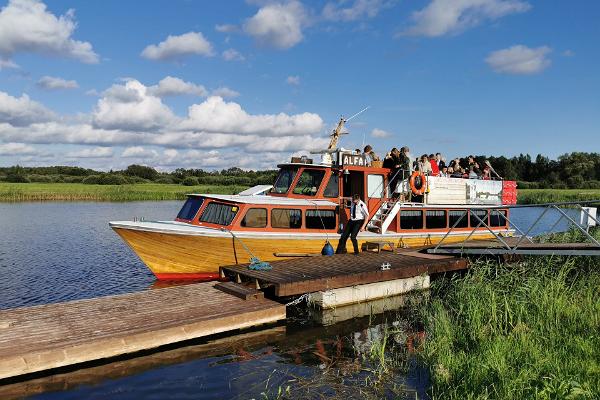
[0,183,247,202]
[518,189,600,204]
[418,228,600,399]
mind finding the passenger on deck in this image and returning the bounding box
[336,194,369,255]
[400,147,413,175]
[436,153,446,170]
[419,154,432,175]
[440,166,449,177]
[363,145,380,166]
[468,166,478,179]
[429,154,440,176]
[354,149,361,155]
[384,148,402,195]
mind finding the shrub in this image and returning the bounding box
[124,164,158,180]
[5,173,30,183]
[155,176,175,184]
[100,174,129,185]
[182,176,199,186]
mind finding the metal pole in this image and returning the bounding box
[552,206,600,247]
[470,211,512,250]
[494,209,534,243]
[432,210,467,252]
[513,206,551,248]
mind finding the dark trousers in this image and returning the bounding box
[336,219,364,254]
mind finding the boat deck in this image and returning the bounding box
[220,251,468,297]
[0,282,286,381]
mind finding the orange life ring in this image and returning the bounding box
[409,171,427,195]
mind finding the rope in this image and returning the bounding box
[285,293,311,307]
[220,228,272,270]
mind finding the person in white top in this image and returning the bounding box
[336,194,370,255]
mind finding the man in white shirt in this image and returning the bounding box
[336,194,370,255]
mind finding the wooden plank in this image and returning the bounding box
[214,281,264,300]
[0,282,286,380]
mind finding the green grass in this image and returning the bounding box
[418,229,600,399]
[0,182,248,202]
[518,189,600,204]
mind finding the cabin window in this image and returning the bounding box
[199,202,238,226]
[176,197,203,220]
[323,173,339,198]
[367,174,385,198]
[271,209,302,229]
[426,210,447,229]
[272,168,297,194]
[293,169,325,196]
[306,209,336,229]
[449,210,468,228]
[489,210,507,227]
[400,210,423,230]
[241,208,267,228]
[470,210,489,228]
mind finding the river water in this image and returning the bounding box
[0,202,583,399]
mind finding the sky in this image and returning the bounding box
[0,0,598,171]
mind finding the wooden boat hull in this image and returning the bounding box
[113,226,502,280]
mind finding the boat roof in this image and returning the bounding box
[186,193,339,207]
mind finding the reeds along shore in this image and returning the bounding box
[0,183,246,202]
[1,183,600,203]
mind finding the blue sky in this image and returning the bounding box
[0,0,598,170]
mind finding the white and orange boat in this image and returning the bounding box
[110,119,517,280]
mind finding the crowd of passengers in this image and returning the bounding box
[358,145,496,180]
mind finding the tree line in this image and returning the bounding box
[1,152,599,188]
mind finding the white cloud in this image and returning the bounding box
[243,1,307,49]
[0,91,55,126]
[92,80,177,131]
[485,45,551,75]
[148,76,208,97]
[403,0,530,37]
[211,87,240,98]
[121,146,159,158]
[141,32,214,61]
[371,128,391,138]
[66,146,113,158]
[37,75,79,90]
[0,0,98,63]
[222,48,245,61]
[286,75,300,85]
[562,49,575,57]
[0,58,18,70]
[322,0,389,22]
[184,96,323,137]
[0,142,37,155]
[215,24,239,33]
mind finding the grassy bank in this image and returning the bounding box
[518,189,600,204]
[0,183,247,202]
[418,229,600,399]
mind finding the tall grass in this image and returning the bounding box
[419,229,600,399]
[0,183,247,202]
[518,189,600,204]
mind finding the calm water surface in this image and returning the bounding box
[0,202,580,399]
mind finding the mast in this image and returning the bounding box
[327,117,346,151]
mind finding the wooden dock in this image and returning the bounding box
[0,282,286,381]
[220,251,468,297]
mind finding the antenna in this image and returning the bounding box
[345,106,370,123]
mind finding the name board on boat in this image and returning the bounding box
[339,152,366,167]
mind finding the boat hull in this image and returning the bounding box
[113,226,504,280]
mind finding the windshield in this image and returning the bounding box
[272,168,298,194]
[176,197,203,220]
[292,169,325,196]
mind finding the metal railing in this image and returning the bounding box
[430,200,600,255]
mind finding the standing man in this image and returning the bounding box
[336,194,369,255]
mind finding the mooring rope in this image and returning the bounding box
[285,293,311,307]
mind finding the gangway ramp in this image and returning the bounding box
[429,237,600,256]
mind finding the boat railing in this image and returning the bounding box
[429,199,600,255]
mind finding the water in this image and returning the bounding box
[0,202,583,399]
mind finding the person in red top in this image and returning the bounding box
[428,154,439,176]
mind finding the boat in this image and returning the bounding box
[110,117,517,280]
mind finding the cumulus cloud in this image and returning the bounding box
[37,75,79,90]
[121,146,159,158]
[371,128,391,138]
[93,80,177,131]
[322,0,389,22]
[0,91,55,126]
[141,32,214,61]
[0,58,18,70]
[184,96,323,136]
[0,0,98,63]
[286,75,300,85]
[243,1,307,49]
[148,76,208,97]
[211,87,240,98]
[0,142,37,155]
[222,48,245,61]
[402,0,530,37]
[65,146,113,158]
[215,24,239,33]
[485,45,551,75]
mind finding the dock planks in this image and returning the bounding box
[0,282,286,381]
[220,251,467,297]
